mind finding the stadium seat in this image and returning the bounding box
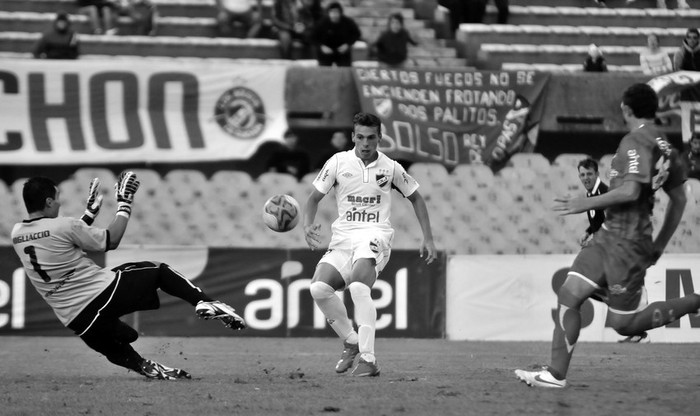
[408,163,451,188]
[553,153,591,170]
[256,172,303,201]
[508,153,551,174]
[451,164,495,189]
[163,169,210,203]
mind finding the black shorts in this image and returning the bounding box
[68,261,163,336]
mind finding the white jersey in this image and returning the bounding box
[11,216,113,326]
[313,150,419,247]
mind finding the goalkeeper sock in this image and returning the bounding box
[349,282,376,361]
[309,281,356,342]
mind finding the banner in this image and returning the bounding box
[353,68,550,168]
[0,59,288,164]
[0,246,445,338]
[446,254,700,342]
[648,71,700,144]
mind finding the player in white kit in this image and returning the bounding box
[303,112,437,377]
[12,173,246,380]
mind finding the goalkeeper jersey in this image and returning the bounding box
[313,150,419,246]
[11,216,113,326]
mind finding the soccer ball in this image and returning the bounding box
[262,194,301,232]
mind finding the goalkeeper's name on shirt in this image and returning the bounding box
[13,230,51,244]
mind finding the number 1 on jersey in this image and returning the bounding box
[24,245,51,282]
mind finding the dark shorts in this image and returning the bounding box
[569,228,654,312]
[68,261,163,336]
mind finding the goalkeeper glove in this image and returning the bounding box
[115,171,140,218]
[80,178,103,226]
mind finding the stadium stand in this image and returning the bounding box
[1,0,698,255]
[0,161,689,253]
[0,0,465,67]
[452,1,695,70]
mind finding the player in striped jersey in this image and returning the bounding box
[516,83,699,388]
[303,112,437,377]
[11,173,246,380]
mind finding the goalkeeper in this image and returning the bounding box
[11,173,246,380]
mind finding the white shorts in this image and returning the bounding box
[319,229,394,284]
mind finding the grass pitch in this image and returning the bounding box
[1,336,699,415]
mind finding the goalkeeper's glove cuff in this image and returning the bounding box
[81,211,96,225]
[117,202,132,218]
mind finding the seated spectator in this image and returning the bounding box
[76,0,120,35]
[626,0,690,9]
[312,2,361,67]
[472,0,509,25]
[266,130,311,180]
[215,0,263,38]
[372,13,418,68]
[120,0,157,36]
[674,28,700,71]
[272,0,322,59]
[583,43,608,72]
[315,130,350,170]
[640,34,673,75]
[684,135,700,181]
[33,12,80,60]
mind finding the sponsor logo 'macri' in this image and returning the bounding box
[347,194,381,205]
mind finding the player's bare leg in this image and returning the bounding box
[349,259,380,377]
[309,263,359,373]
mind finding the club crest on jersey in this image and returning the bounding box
[376,169,391,188]
[369,238,380,253]
[213,86,266,139]
[376,174,389,187]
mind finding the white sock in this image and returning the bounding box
[349,282,376,361]
[309,281,356,342]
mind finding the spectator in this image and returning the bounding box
[438,0,469,34]
[312,2,362,67]
[76,0,120,35]
[472,0,509,25]
[272,0,322,59]
[33,12,80,60]
[640,34,673,76]
[215,0,263,38]
[684,135,700,181]
[576,158,608,247]
[120,0,158,36]
[673,28,700,71]
[266,130,311,180]
[583,43,608,72]
[372,13,418,68]
[315,131,350,170]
